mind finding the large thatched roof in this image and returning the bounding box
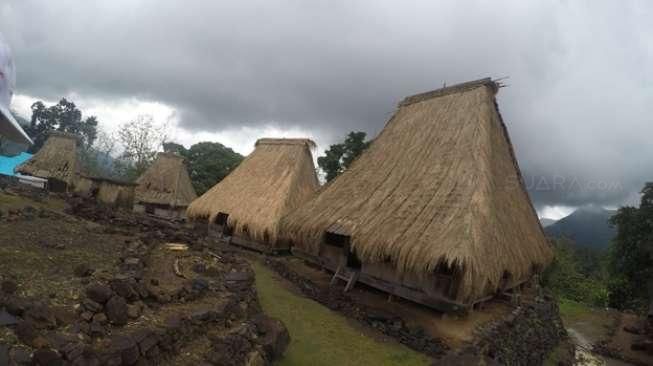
[135,152,197,208]
[15,131,77,184]
[281,78,553,303]
[187,138,319,244]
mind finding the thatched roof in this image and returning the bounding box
[135,152,197,208]
[187,138,319,244]
[280,78,553,303]
[15,131,78,184]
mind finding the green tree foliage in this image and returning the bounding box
[542,238,609,307]
[26,99,98,153]
[163,141,243,195]
[317,131,370,182]
[607,183,653,311]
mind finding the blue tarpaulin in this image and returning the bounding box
[0,152,32,176]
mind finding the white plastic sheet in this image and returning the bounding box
[0,33,32,145]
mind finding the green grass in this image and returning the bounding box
[558,298,593,321]
[252,261,431,366]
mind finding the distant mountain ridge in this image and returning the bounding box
[544,206,617,250]
[539,218,557,228]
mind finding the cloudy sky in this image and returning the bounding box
[2,0,652,219]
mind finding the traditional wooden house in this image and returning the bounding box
[134,152,197,218]
[15,131,78,192]
[74,174,136,208]
[187,138,319,253]
[280,78,553,312]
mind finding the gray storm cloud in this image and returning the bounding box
[1,0,652,211]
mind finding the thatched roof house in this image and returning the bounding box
[187,138,319,251]
[15,131,78,191]
[75,174,136,208]
[134,152,197,218]
[281,78,553,311]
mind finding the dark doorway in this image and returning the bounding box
[48,178,67,193]
[215,212,229,226]
[325,231,349,247]
[343,242,361,270]
[145,205,155,215]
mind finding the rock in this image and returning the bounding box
[4,298,26,316]
[10,346,32,365]
[81,311,94,322]
[86,284,113,304]
[73,264,94,278]
[0,279,17,294]
[61,342,85,362]
[192,278,209,292]
[52,306,76,326]
[32,348,63,366]
[25,304,57,328]
[0,309,18,326]
[32,336,50,349]
[89,322,107,337]
[253,315,290,361]
[0,343,8,366]
[138,333,159,356]
[82,299,103,314]
[15,320,38,344]
[110,279,138,301]
[126,304,141,319]
[109,335,140,365]
[92,313,108,325]
[225,271,253,282]
[105,296,128,326]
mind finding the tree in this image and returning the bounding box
[542,238,609,307]
[118,115,166,179]
[607,182,653,311]
[26,99,98,153]
[163,141,243,195]
[317,131,370,182]
[78,130,121,179]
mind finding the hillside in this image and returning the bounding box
[544,206,616,250]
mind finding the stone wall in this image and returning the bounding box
[441,297,568,366]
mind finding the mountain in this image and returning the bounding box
[539,218,557,228]
[544,205,617,250]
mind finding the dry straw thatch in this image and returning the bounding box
[16,131,78,185]
[75,174,136,207]
[187,138,319,246]
[281,78,553,303]
[135,152,197,208]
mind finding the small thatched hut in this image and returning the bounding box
[134,152,197,219]
[75,174,136,208]
[280,78,553,312]
[15,131,78,192]
[187,138,319,252]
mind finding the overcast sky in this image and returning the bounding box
[2,0,652,219]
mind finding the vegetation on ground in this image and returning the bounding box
[252,261,430,366]
[542,238,609,308]
[607,182,653,311]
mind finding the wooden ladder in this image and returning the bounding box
[330,264,360,292]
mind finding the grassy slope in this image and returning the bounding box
[252,262,431,366]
